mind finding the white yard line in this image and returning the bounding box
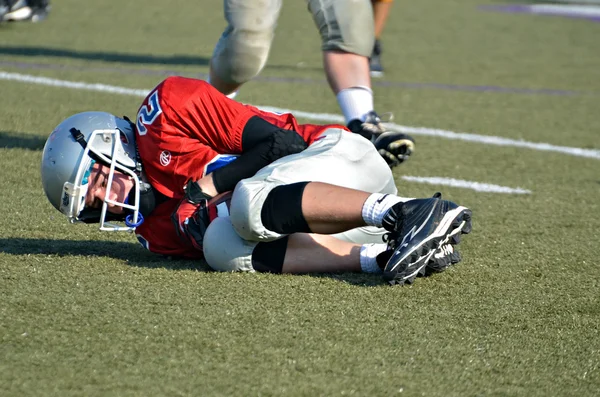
[1,71,150,97]
[530,4,600,17]
[549,0,600,4]
[3,71,598,194]
[3,71,598,160]
[401,176,531,194]
[260,106,600,160]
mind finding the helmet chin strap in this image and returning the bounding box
[78,208,126,224]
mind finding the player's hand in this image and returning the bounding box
[171,180,213,251]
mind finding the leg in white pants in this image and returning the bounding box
[230,128,396,244]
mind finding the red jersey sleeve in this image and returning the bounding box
[250,108,345,145]
[135,76,256,198]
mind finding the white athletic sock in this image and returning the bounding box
[360,243,388,273]
[361,193,414,227]
[336,86,374,124]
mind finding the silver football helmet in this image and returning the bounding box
[41,111,143,232]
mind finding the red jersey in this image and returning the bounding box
[133,76,344,258]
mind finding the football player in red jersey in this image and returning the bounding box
[41,76,471,285]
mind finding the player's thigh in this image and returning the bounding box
[265,129,396,193]
[307,0,374,57]
[212,0,282,83]
[203,217,257,272]
[230,129,396,242]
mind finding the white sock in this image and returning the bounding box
[362,193,414,227]
[360,243,388,273]
[336,86,374,124]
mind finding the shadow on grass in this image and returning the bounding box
[0,45,321,72]
[0,238,210,271]
[0,131,47,151]
[310,272,386,287]
[0,238,386,286]
[0,45,211,66]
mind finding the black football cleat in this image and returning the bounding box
[381,193,472,285]
[347,111,415,168]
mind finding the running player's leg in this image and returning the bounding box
[307,0,374,123]
[209,0,282,96]
[306,0,414,167]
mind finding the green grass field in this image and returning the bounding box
[1,0,599,395]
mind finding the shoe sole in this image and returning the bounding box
[426,244,462,274]
[385,206,472,286]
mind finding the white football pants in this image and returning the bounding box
[203,128,396,272]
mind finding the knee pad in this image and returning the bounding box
[261,182,311,235]
[203,216,287,273]
[203,217,257,272]
[308,0,374,57]
[252,237,289,273]
[212,29,273,84]
[229,180,311,241]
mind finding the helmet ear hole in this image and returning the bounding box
[119,130,129,144]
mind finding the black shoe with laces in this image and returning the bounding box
[380,193,472,285]
[347,110,415,168]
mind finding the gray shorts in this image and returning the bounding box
[211,0,282,84]
[211,0,375,84]
[307,0,375,57]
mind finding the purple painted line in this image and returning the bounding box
[377,80,588,96]
[481,4,600,23]
[1,60,599,97]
